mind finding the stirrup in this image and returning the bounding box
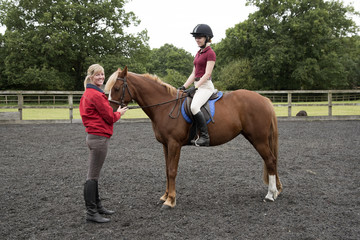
[193,135,210,147]
[194,138,210,147]
[191,135,200,145]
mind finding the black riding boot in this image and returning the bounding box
[191,112,210,146]
[84,180,110,223]
[95,180,115,215]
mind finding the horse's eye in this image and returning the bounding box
[114,87,120,91]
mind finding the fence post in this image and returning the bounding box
[68,94,73,123]
[328,91,332,116]
[287,92,292,117]
[18,94,23,120]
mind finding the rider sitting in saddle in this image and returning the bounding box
[179,24,216,147]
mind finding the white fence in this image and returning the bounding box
[0,91,83,123]
[0,90,359,123]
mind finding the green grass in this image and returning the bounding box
[1,101,359,120]
[274,101,360,117]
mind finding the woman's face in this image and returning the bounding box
[90,71,105,87]
[195,36,206,47]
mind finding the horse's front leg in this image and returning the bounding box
[159,145,169,203]
[161,141,181,209]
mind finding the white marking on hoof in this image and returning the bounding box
[264,175,279,202]
[264,193,275,202]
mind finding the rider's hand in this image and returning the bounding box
[177,86,186,91]
[117,106,128,116]
[184,86,197,95]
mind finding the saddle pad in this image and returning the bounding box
[181,91,223,124]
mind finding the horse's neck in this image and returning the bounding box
[130,75,176,119]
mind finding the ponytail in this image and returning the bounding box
[83,76,91,90]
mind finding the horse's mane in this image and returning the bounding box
[105,70,177,96]
[142,73,177,96]
[104,70,120,92]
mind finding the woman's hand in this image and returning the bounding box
[117,106,128,116]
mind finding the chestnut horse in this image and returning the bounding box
[105,67,282,209]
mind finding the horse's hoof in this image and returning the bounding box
[157,200,165,205]
[264,193,275,202]
[264,197,274,202]
[161,204,173,210]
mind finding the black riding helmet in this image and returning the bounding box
[190,24,213,44]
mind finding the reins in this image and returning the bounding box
[108,76,188,118]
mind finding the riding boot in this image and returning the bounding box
[95,180,115,215]
[84,179,110,223]
[191,112,210,146]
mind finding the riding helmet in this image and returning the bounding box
[190,24,213,39]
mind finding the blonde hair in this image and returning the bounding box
[83,64,105,89]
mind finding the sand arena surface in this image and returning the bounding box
[1,120,359,239]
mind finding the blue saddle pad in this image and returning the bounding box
[181,91,223,124]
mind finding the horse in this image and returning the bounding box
[105,66,282,209]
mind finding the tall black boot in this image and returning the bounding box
[191,112,210,146]
[95,180,115,215]
[84,180,110,223]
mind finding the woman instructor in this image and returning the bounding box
[79,64,128,223]
[179,24,216,147]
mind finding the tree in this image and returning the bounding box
[147,44,193,78]
[216,59,257,90]
[214,0,360,90]
[162,69,185,88]
[0,0,150,90]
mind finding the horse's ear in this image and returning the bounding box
[119,66,128,78]
[117,68,122,71]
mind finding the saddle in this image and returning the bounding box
[181,90,223,124]
[181,91,223,145]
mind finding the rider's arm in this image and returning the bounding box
[183,66,196,88]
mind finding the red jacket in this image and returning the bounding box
[79,84,121,138]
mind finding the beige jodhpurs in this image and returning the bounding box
[190,80,215,115]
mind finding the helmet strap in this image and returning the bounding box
[200,42,210,49]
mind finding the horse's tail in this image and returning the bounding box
[263,104,282,193]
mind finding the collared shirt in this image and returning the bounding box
[79,84,121,138]
[193,46,216,78]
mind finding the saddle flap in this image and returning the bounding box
[181,91,223,124]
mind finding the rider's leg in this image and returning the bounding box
[190,87,213,146]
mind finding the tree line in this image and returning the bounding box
[0,0,359,91]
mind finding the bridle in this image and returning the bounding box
[108,77,134,109]
[108,76,188,118]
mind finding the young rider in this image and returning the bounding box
[179,24,216,146]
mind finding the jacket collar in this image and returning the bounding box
[86,83,104,93]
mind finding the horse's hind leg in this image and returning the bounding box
[252,142,280,202]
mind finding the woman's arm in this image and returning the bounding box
[183,66,196,88]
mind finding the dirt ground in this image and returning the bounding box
[0,120,359,240]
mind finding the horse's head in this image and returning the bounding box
[105,66,133,111]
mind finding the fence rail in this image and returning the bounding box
[0,90,359,123]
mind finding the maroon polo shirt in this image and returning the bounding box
[193,46,216,78]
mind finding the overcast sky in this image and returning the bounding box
[0,0,358,55]
[124,0,360,54]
